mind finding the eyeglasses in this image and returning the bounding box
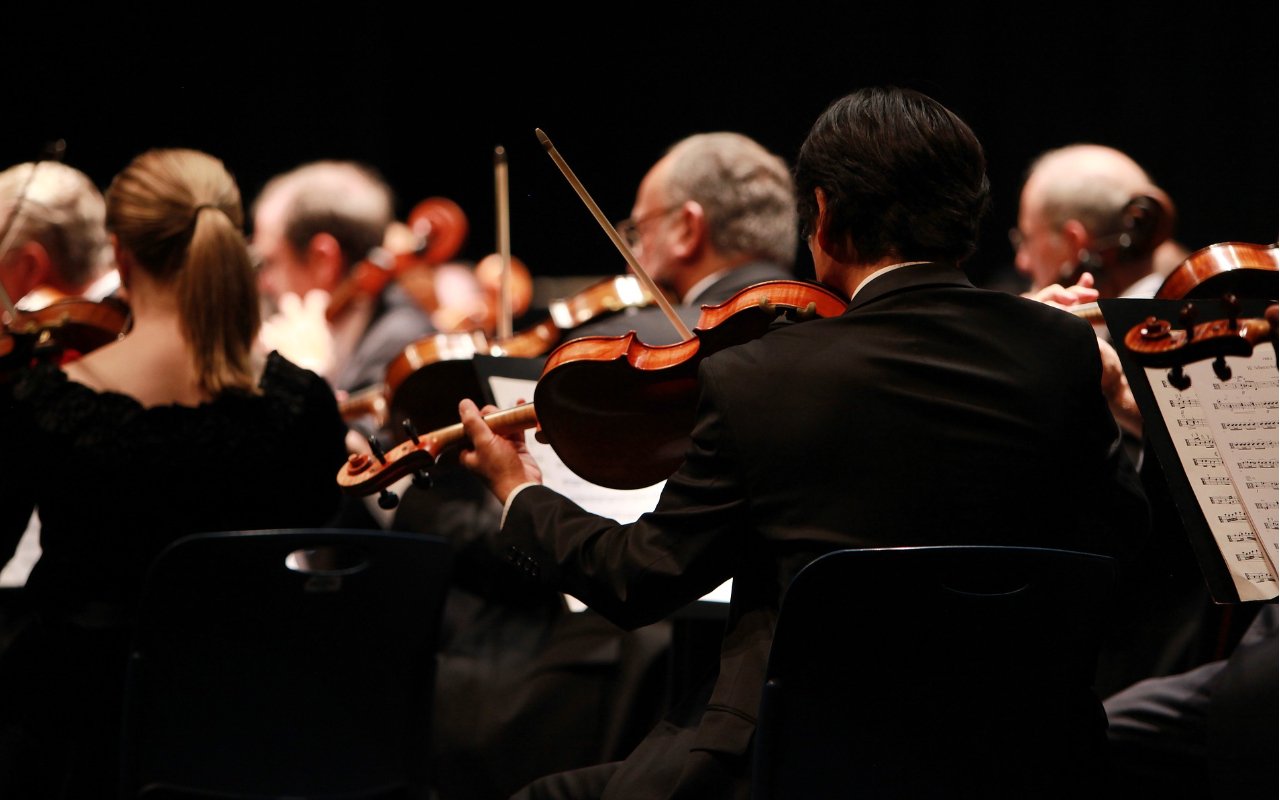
[1008,227,1028,251]
[616,204,682,249]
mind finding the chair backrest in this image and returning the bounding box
[119,528,451,800]
[751,545,1117,800]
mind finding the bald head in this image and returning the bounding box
[1022,144,1157,235]
[1015,144,1174,294]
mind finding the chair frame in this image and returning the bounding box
[119,527,451,800]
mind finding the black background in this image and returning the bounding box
[7,5,1277,293]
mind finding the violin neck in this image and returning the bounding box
[428,403,538,451]
[1068,302,1103,323]
[339,383,389,426]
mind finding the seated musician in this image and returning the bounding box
[458,86,1149,800]
[399,131,805,800]
[1012,143,1249,701]
[0,148,347,797]
[567,131,797,345]
[1,160,118,589]
[250,159,437,401]
[0,160,116,311]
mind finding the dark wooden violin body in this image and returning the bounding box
[337,280,848,499]
[1155,241,1278,302]
[1,294,132,381]
[533,280,847,489]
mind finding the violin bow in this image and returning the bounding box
[494,145,515,341]
[536,128,694,341]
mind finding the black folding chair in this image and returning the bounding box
[752,545,1117,800]
[119,528,451,799]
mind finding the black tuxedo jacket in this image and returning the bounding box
[500,262,1149,782]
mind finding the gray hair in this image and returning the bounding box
[1028,144,1157,238]
[664,132,797,269]
[0,161,110,289]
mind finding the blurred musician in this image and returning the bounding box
[0,161,118,590]
[0,160,116,309]
[250,159,436,399]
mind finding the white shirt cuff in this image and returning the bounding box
[500,482,542,528]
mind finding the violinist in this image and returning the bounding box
[251,160,436,401]
[1,160,118,591]
[390,132,806,800]
[0,160,116,311]
[458,86,1148,800]
[1013,143,1185,307]
[1013,143,1244,703]
[0,148,347,796]
[567,131,797,345]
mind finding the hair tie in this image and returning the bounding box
[190,203,219,227]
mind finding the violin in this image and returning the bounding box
[325,196,469,323]
[336,279,848,502]
[1,294,132,379]
[1122,295,1274,390]
[1154,241,1278,302]
[1062,241,1278,325]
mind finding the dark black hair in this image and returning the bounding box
[794,86,990,264]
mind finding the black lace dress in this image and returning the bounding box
[0,351,348,797]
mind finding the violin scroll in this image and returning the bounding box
[1122,294,1272,390]
[338,403,539,503]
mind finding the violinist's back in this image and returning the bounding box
[460,88,1149,800]
[0,148,348,798]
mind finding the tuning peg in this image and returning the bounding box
[1221,293,1241,330]
[1167,365,1192,391]
[402,417,422,444]
[1178,303,1197,331]
[378,488,400,509]
[368,435,389,465]
[1212,355,1232,381]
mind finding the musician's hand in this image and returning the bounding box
[258,289,334,377]
[1098,337,1142,439]
[1025,272,1099,309]
[457,398,542,502]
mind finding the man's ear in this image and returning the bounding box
[306,232,347,292]
[1061,219,1090,257]
[670,200,706,260]
[4,241,53,299]
[813,188,855,262]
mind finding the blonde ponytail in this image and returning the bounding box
[106,148,260,395]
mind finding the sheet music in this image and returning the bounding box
[488,377,665,522]
[1144,346,1279,600]
[488,376,731,607]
